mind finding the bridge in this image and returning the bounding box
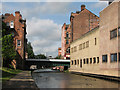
[25,59,70,70]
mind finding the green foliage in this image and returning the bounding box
[1,21,16,67]
[2,34,16,66]
[26,42,35,59]
[0,67,22,82]
[55,55,61,59]
[35,54,47,59]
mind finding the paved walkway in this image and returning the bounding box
[2,71,39,90]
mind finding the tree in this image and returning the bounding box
[1,27,16,67]
[35,54,47,59]
[1,21,17,67]
[55,55,61,59]
[26,42,34,59]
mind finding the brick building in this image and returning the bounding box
[70,5,99,42]
[58,47,61,56]
[61,23,70,59]
[2,11,27,69]
[61,5,99,60]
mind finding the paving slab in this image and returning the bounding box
[2,71,39,90]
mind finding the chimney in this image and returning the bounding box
[81,5,85,11]
[5,13,10,16]
[15,11,20,18]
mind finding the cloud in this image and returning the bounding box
[21,2,72,18]
[27,17,61,57]
[90,1,108,8]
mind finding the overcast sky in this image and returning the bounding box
[2,0,108,57]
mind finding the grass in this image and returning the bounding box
[0,67,22,83]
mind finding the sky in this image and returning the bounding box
[1,0,108,57]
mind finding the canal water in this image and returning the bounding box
[32,69,120,88]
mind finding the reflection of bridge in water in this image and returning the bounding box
[25,59,70,70]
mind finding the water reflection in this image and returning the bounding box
[32,69,119,88]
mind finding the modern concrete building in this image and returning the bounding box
[2,11,27,69]
[99,1,120,76]
[70,1,120,77]
[70,26,100,74]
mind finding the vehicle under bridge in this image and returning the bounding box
[25,59,70,70]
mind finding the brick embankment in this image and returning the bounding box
[2,71,39,90]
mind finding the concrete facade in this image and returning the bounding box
[99,1,120,75]
[2,11,27,69]
[70,1,120,77]
[70,27,100,74]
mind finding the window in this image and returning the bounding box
[66,47,70,53]
[111,53,117,62]
[110,29,117,39]
[90,58,92,64]
[6,22,9,26]
[83,59,85,64]
[77,60,79,65]
[71,60,73,65]
[118,27,120,36]
[66,32,69,37]
[119,53,120,61]
[74,46,77,52]
[86,58,89,64]
[10,21,14,28]
[74,60,76,65]
[97,57,99,63]
[95,38,97,45]
[17,40,21,46]
[86,41,89,48]
[83,43,85,49]
[93,57,96,63]
[102,55,107,62]
[79,44,82,50]
[66,40,69,44]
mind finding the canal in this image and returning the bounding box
[32,69,120,88]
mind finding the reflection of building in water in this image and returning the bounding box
[70,1,120,77]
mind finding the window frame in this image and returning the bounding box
[17,40,21,46]
[93,57,96,64]
[102,55,108,63]
[90,58,92,64]
[110,53,117,62]
[118,27,120,36]
[110,28,117,39]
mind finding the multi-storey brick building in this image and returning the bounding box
[70,5,99,42]
[61,23,71,59]
[61,5,99,60]
[58,47,61,56]
[2,11,27,69]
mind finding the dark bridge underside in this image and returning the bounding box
[25,60,70,70]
